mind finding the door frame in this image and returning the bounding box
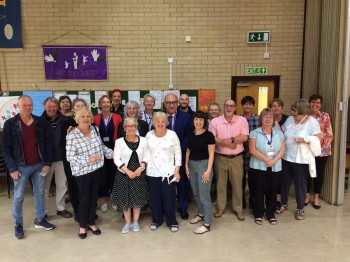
[231,75,281,102]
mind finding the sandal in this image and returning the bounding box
[150,223,159,231]
[254,218,263,225]
[269,218,277,225]
[194,224,211,234]
[295,209,305,220]
[275,205,288,215]
[170,225,179,233]
[190,214,204,224]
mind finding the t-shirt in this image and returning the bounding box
[21,119,41,165]
[187,130,215,161]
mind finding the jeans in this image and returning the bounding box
[189,159,213,225]
[13,163,45,226]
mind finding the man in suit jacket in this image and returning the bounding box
[164,93,191,220]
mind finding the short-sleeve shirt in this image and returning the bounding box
[188,130,215,160]
[249,127,285,172]
[282,116,321,162]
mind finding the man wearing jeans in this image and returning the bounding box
[2,95,56,239]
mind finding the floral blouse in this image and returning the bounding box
[312,111,333,157]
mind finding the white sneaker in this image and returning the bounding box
[122,223,132,234]
[101,203,108,213]
[112,204,118,211]
[133,222,140,232]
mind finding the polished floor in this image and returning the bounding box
[0,185,349,262]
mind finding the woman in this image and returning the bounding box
[110,89,124,118]
[185,111,215,234]
[111,117,149,233]
[93,95,123,213]
[66,107,113,239]
[249,108,285,225]
[277,99,322,220]
[61,98,87,221]
[269,98,289,131]
[59,95,74,117]
[145,112,181,232]
[141,94,156,130]
[118,100,149,137]
[305,94,333,209]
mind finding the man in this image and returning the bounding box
[110,88,124,118]
[177,94,194,117]
[2,95,55,239]
[40,97,72,218]
[164,93,191,219]
[210,99,249,221]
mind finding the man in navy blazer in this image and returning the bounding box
[164,93,191,220]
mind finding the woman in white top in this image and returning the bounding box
[145,112,181,232]
[112,117,149,234]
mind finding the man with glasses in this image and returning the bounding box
[210,99,249,221]
[163,93,191,220]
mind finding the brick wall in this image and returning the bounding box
[0,0,305,106]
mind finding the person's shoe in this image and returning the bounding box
[57,210,73,218]
[234,211,245,221]
[122,223,132,234]
[78,232,87,239]
[214,209,226,218]
[312,203,321,209]
[101,203,108,213]
[34,219,56,230]
[132,222,140,232]
[88,226,101,235]
[180,210,189,220]
[15,225,25,239]
[112,204,118,211]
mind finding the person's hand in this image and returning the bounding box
[222,138,232,146]
[294,137,305,143]
[201,171,210,183]
[134,167,143,177]
[67,126,74,134]
[89,155,101,163]
[174,169,180,182]
[227,143,237,150]
[126,170,136,179]
[44,54,56,62]
[265,159,275,167]
[91,50,100,61]
[185,166,190,178]
[10,171,21,180]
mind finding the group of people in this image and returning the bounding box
[2,89,333,240]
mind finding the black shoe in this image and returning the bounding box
[57,210,73,218]
[95,214,99,220]
[88,226,102,235]
[312,203,321,209]
[180,210,189,220]
[15,225,25,239]
[78,232,87,239]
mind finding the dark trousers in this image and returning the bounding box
[148,176,178,227]
[98,158,116,197]
[63,159,79,219]
[251,168,281,219]
[307,156,329,194]
[76,168,101,228]
[242,168,255,209]
[281,160,308,210]
[176,164,189,212]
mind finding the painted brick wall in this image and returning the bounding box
[0,0,305,107]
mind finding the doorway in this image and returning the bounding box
[232,76,280,115]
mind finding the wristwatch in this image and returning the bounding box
[231,137,235,143]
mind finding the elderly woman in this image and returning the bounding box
[185,111,215,234]
[66,107,113,239]
[93,95,123,213]
[59,95,74,117]
[111,117,149,233]
[249,108,285,225]
[277,99,322,220]
[305,94,333,209]
[145,112,181,232]
[118,100,149,138]
[141,94,156,130]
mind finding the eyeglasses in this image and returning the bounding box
[165,101,178,105]
[310,101,322,105]
[224,104,236,108]
[124,125,136,128]
[262,116,273,120]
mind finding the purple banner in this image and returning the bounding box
[43,45,107,80]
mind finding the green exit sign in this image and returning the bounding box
[247,31,270,43]
[245,67,268,75]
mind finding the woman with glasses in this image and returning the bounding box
[249,108,285,225]
[305,94,333,209]
[118,101,149,137]
[112,117,149,233]
[277,99,322,220]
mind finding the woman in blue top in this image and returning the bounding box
[249,108,285,225]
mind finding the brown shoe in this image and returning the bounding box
[214,209,226,218]
[57,210,73,218]
[234,211,245,221]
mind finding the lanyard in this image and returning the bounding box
[262,129,273,145]
[145,112,153,128]
[102,114,112,134]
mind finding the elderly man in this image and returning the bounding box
[210,99,249,221]
[164,93,191,219]
[40,97,72,218]
[177,93,194,117]
[2,95,55,239]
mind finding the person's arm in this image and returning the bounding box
[249,138,270,163]
[202,144,215,183]
[185,148,190,178]
[113,139,136,179]
[173,133,182,182]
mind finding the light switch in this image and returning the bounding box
[186,36,191,42]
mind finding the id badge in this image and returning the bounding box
[103,137,110,142]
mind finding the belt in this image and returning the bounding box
[216,152,243,159]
